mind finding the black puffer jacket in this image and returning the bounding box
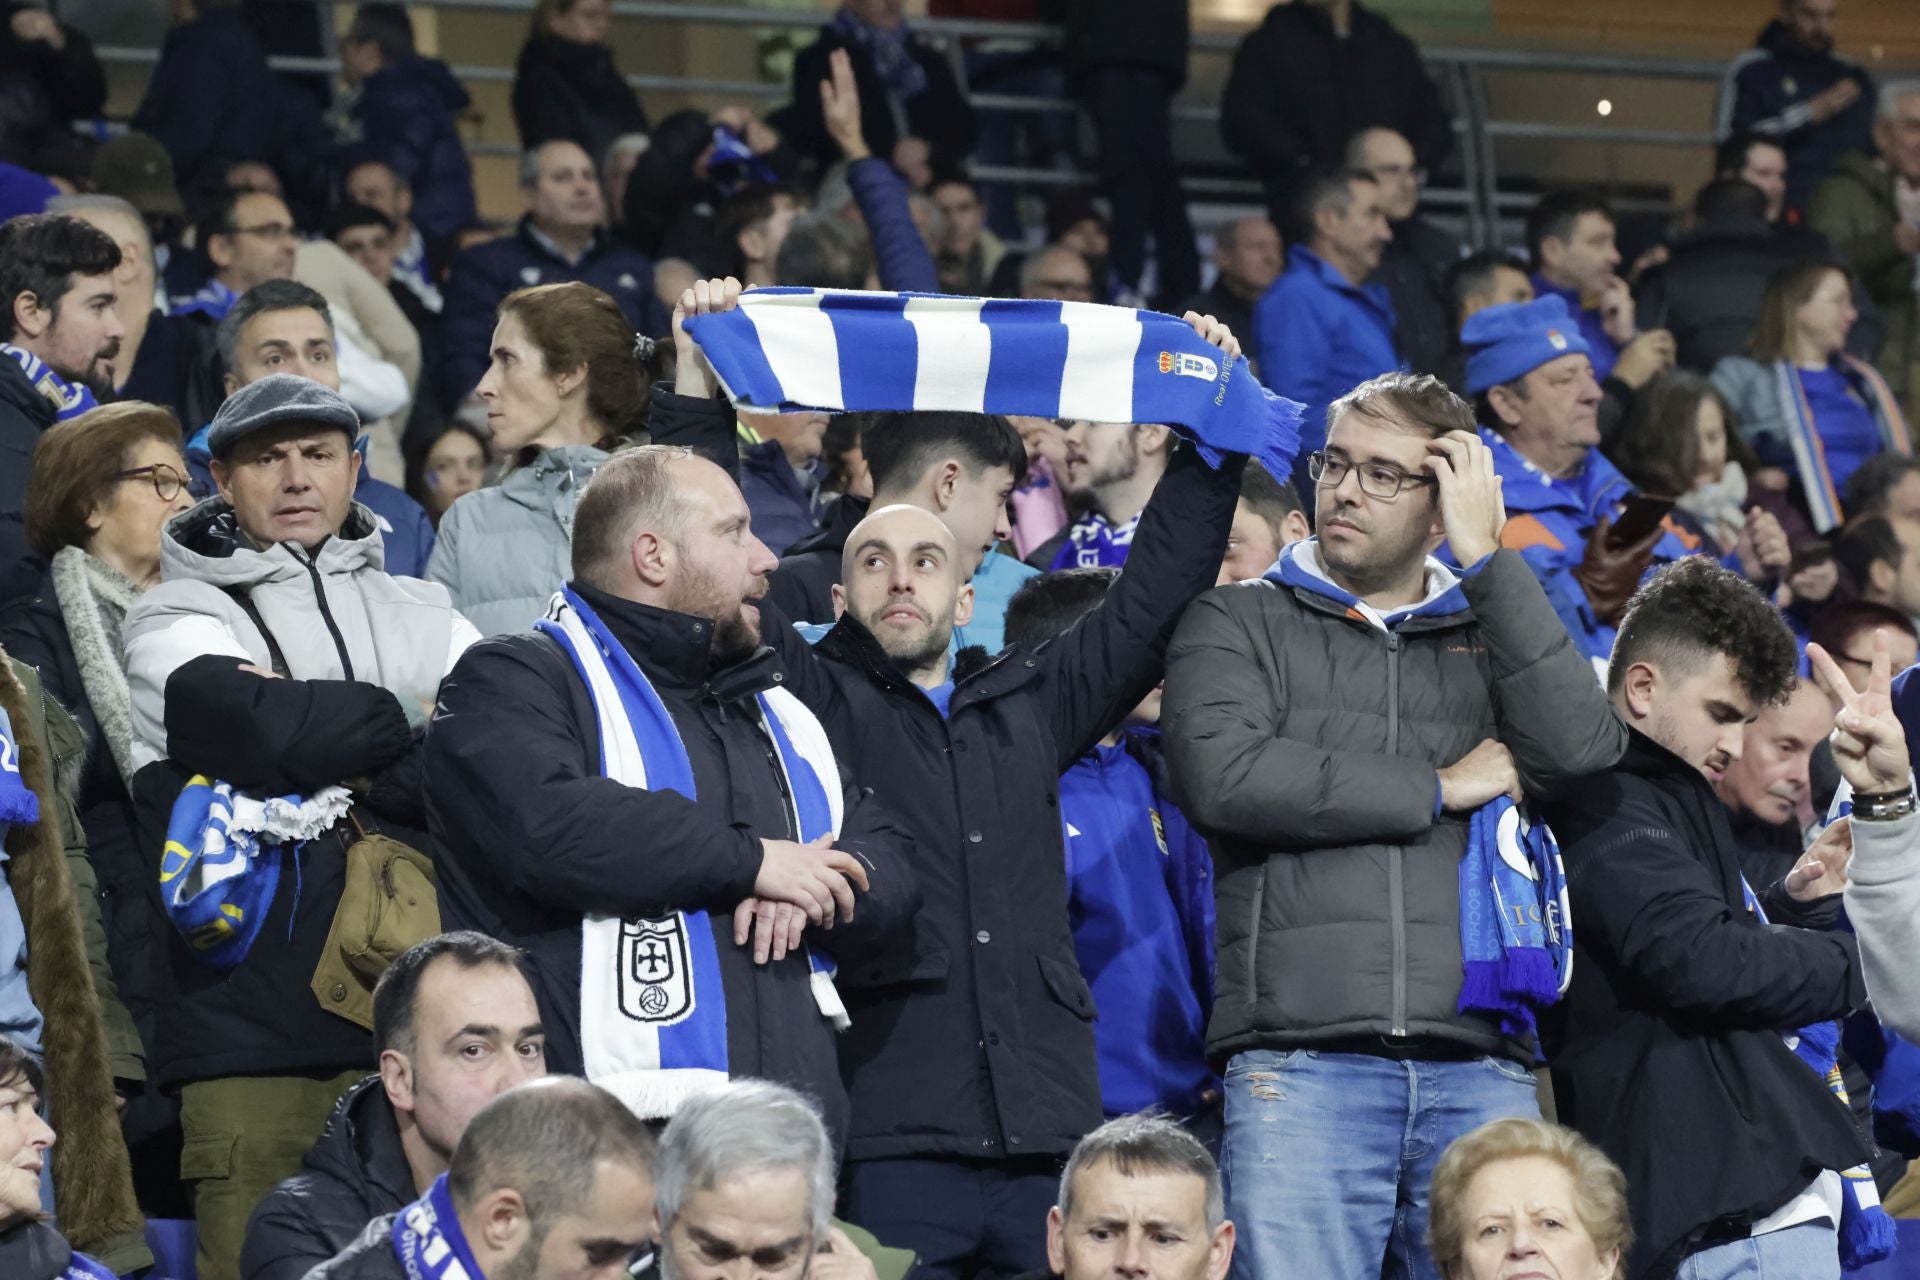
[241,1075,413,1280]
[1162,547,1626,1063]
[1543,730,1870,1279]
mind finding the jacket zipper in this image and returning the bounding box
[1244,866,1266,1007]
[1386,630,1407,1036]
[293,545,356,681]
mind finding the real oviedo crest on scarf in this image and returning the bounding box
[1157,350,1219,382]
[618,915,696,1024]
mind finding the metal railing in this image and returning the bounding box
[92,2,1913,247]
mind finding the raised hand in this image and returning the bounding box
[820,48,871,161]
[1785,817,1853,901]
[1808,628,1913,797]
[1424,429,1506,566]
[672,276,743,399]
[1181,311,1242,362]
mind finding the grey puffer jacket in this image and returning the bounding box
[125,499,478,769]
[428,444,606,638]
[1162,543,1626,1064]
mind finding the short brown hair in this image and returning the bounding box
[1751,259,1850,363]
[1328,370,1477,440]
[1429,1117,1631,1279]
[499,282,649,440]
[570,444,696,588]
[25,401,185,559]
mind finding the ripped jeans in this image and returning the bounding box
[1221,1049,1540,1280]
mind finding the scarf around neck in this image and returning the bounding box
[49,547,141,786]
[832,7,928,100]
[0,344,98,422]
[391,1174,485,1280]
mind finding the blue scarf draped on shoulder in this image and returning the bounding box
[391,1174,485,1280]
[0,344,98,422]
[680,289,1304,485]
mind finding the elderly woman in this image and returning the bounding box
[0,1035,115,1279]
[1429,1117,1631,1280]
[0,403,192,1112]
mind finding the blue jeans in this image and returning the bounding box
[1222,1048,1540,1280]
[1675,1222,1840,1280]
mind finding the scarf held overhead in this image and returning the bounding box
[681,288,1304,480]
[536,585,847,1123]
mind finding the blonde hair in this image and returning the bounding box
[1428,1117,1632,1280]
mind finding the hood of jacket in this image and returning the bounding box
[158,496,386,589]
[498,443,607,515]
[303,1074,416,1207]
[1265,537,1470,630]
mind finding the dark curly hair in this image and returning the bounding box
[1607,557,1797,705]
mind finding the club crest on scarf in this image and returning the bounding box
[1457,797,1571,1039]
[619,916,695,1024]
[1,343,99,421]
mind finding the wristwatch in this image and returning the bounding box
[1852,788,1917,822]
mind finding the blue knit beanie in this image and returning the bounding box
[1461,295,1592,394]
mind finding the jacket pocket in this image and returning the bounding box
[1037,954,1096,1022]
[179,1131,237,1184]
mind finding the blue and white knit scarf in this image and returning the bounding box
[1772,356,1911,533]
[536,585,848,1122]
[0,705,37,862]
[1741,876,1897,1270]
[1051,510,1139,570]
[1456,797,1571,1039]
[391,1173,484,1280]
[0,343,98,422]
[159,775,352,969]
[831,7,928,100]
[680,289,1304,484]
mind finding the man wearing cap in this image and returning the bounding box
[121,374,477,1280]
[1458,294,1695,673]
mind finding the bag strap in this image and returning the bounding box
[223,586,290,679]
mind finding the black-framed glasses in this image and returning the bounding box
[1306,450,1436,502]
[117,463,186,502]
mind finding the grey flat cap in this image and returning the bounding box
[208,374,361,456]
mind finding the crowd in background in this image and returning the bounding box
[0,1,1919,1279]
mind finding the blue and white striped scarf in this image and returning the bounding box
[159,775,352,969]
[680,289,1304,482]
[1456,797,1571,1040]
[537,585,848,1123]
[0,343,97,422]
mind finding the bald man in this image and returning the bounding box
[1020,245,1097,303]
[1177,217,1281,376]
[49,193,216,419]
[676,298,1251,1277]
[425,445,918,1150]
[1346,126,1460,375]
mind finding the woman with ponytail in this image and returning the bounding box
[427,281,653,636]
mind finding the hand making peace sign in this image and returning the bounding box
[1807,627,1913,798]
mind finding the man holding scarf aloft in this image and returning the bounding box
[1543,556,1892,1279]
[423,438,918,1151]
[1160,371,1627,1280]
[673,277,1281,1279]
[0,214,124,596]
